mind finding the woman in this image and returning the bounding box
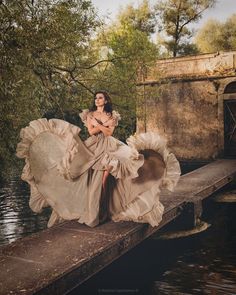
[82,91,118,190]
[16,90,181,228]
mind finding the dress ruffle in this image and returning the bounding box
[126,132,181,192]
[59,134,144,181]
[93,135,144,179]
[110,110,121,126]
[16,118,81,226]
[16,118,181,229]
[111,182,164,227]
[100,150,144,179]
[109,132,181,227]
[79,109,90,127]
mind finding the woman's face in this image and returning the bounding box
[95,93,107,108]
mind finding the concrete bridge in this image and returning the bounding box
[0,158,236,295]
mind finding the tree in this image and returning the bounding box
[195,14,236,53]
[0,0,101,177]
[1,0,166,179]
[117,0,157,35]
[155,0,216,57]
[92,0,159,140]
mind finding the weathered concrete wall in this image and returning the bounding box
[147,51,236,80]
[137,51,236,161]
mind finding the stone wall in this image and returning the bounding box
[146,51,236,80]
[137,51,236,161]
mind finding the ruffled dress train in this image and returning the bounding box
[16,112,181,228]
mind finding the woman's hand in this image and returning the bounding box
[90,117,99,127]
[87,116,100,135]
[97,124,115,137]
[87,114,115,137]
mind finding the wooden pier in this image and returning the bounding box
[0,158,236,295]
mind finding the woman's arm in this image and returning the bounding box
[87,115,115,137]
[87,116,101,136]
[97,123,115,137]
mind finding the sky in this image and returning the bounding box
[91,0,236,29]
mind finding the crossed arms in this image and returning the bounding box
[87,116,115,137]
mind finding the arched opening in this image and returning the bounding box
[224,81,236,93]
[223,81,236,157]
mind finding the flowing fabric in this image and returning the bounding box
[16,110,181,228]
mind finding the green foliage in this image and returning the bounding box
[155,0,215,57]
[195,14,236,53]
[0,0,160,179]
[117,0,157,35]
[0,0,100,178]
[91,1,159,137]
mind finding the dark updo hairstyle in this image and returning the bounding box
[90,90,113,115]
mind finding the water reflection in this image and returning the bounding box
[151,202,236,294]
[0,177,51,246]
[70,194,236,295]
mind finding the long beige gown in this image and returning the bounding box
[16,109,181,228]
